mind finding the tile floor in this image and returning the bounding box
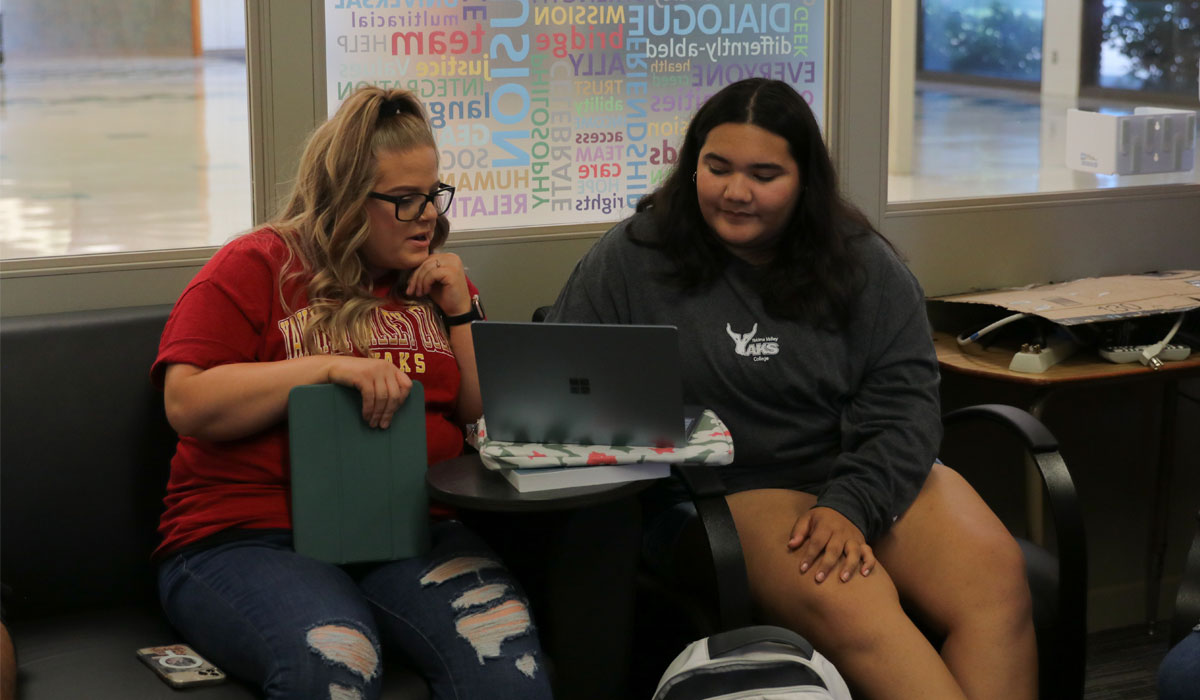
[0,57,1196,260]
[1083,622,1172,700]
[0,56,252,259]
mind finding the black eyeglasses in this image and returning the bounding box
[368,184,455,221]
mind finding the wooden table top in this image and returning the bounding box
[932,331,1200,386]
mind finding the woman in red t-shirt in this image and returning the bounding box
[152,86,552,700]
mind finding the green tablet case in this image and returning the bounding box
[287,382,430,564]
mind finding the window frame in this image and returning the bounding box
[2,1,1198,317]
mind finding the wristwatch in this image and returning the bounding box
[443,297,484,327]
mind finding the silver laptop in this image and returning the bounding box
[472,322,699,447]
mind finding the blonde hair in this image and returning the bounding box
[269,86,449,355]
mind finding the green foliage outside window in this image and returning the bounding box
[922,0,1043,81]
[1103,1,1200,95]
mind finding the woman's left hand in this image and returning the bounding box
[787,506,876,584]
[406,253,471,316]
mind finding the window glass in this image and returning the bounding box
[324,0,828,234]
[920,0,1043,82]
[0,0,251,260]
[890,0,1199,203]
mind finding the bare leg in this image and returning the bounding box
[727,488,967,700]
[874,464,1037,700]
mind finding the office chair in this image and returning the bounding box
[650,404,1087,700]
[1170,509,1200,647]
[529,306,1087,698]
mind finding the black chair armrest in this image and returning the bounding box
[941,405,1084,556]
[1171,509,1200,646]
[942,403,1087,698]
[943,403,1058,451]
[671,463,753,631]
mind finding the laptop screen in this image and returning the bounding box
[472,321,690,447]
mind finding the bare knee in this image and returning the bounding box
[764,566,906,653]
[988,535,1034,617]
[918,466,1033,630]
[949,532,1033,632]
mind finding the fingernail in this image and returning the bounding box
[800,562,809,573]
[862,567,871,576]
[841,571,850,582]
[815,572,825,583]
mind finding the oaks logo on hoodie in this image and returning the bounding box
[726,323,779,361]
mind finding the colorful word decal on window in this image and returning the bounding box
[326,0,826,231]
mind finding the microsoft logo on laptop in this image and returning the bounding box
[569,377,591,394]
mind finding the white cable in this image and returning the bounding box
[956,312,1031,347]
[1139,313,1185,368]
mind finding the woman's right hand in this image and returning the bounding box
[788,506,876,583]
[326,356,413,429]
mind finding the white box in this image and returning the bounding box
[1065,107,1196,175]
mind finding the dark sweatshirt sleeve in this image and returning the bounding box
[546,220,635,325]
[814,241,942,542]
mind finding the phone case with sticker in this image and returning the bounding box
[136,644,227,688]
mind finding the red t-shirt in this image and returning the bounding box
[151,229,473,557]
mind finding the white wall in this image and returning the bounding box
[888,0,917,175]
[1042,0,1083,99]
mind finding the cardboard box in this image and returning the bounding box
[930,270,1200,326]
[1065,108,1197,175]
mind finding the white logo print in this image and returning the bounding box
[726,323,780,361]
[726,323,757,354]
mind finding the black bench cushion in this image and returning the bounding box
[11,608,258,699]
[11,607,429,699]
[1,305,430,699]
[1,305,176,617]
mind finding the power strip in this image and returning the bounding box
[1098,344,1192,364]
[1009,337,1079,373]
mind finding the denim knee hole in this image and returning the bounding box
[418,556,502,587]
[305,623,380,682]
[451,583,509,610]
[420,556,540,677]
[454,599,535,664]
[515,653,538,678]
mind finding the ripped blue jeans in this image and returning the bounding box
[157,521,552,700]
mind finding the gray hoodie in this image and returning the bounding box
[546,211,941,542]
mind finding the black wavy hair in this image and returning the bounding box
[633,78,883,330]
